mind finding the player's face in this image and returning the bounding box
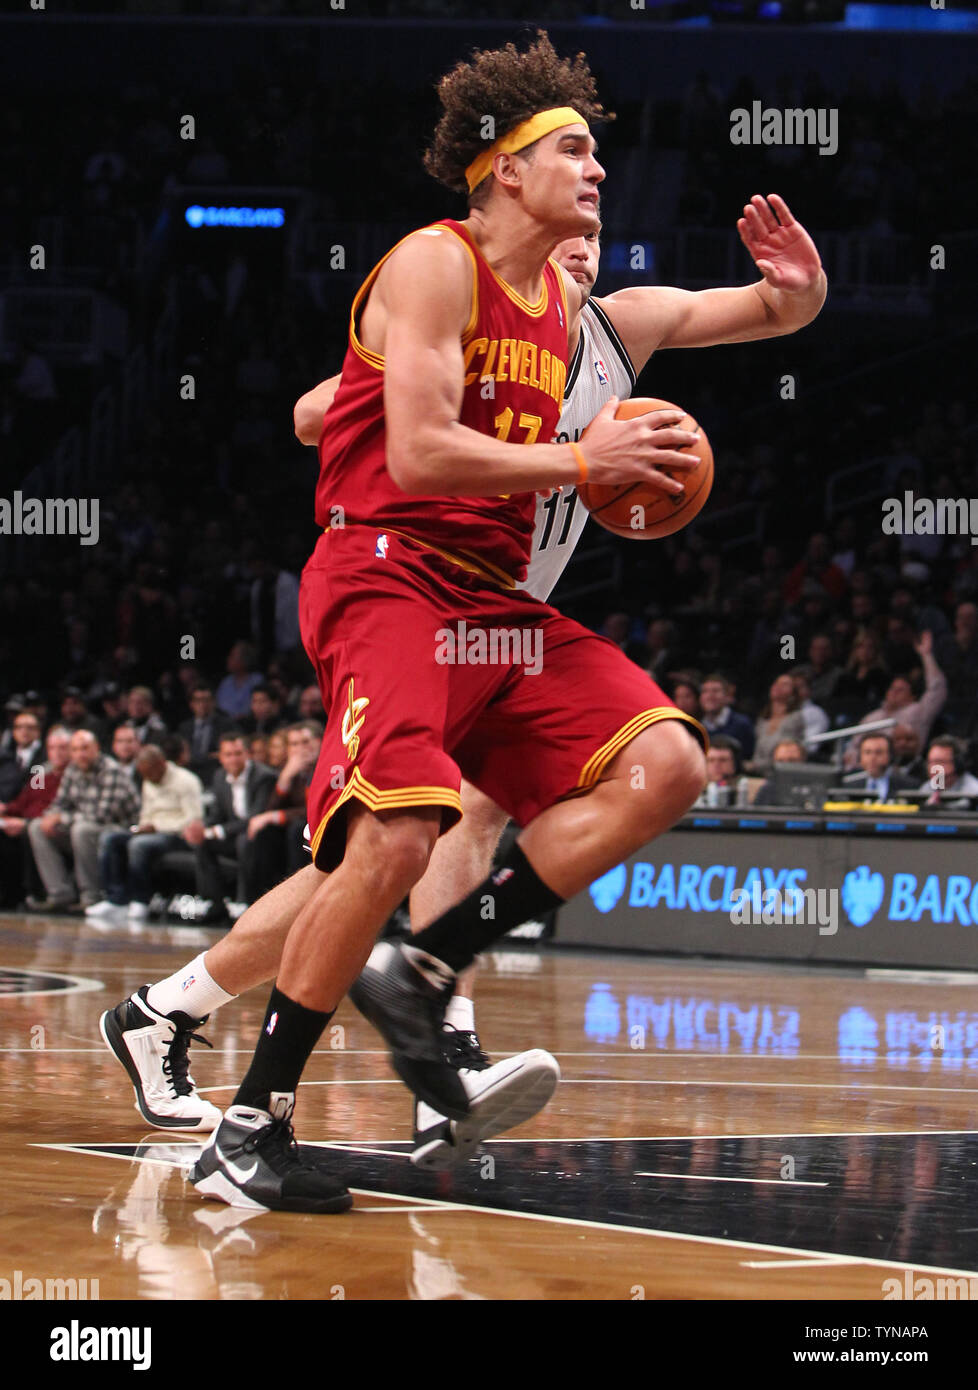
[553,230,601,300]
[525,126,603,237]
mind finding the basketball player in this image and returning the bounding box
[102,36,825,1213]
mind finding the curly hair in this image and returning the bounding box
[424,30,612,200]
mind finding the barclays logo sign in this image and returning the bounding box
[589,864,628,913]
[841,866,885,927]
[586,859,978,929]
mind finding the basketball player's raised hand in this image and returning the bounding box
[737,194,823,292]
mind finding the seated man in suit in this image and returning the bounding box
[842,732,915,802]
[0,709,43,804]
[181,731,276,922]
[179,684,231,782]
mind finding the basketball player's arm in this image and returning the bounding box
[379,233,697,495]
[598,194,826,368]
[294,375,341,445]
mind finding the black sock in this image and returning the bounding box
[410,842,564,974]
[234,985,333,1112]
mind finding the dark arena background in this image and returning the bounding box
[1,0,977,1344]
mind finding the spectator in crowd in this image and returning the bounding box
[752,675,808,771]
[918,737,978,809]
[841,732,915,801]
[161,732,192,768]
[0,709,43,802]
[846,631,947,766]
[698,672,755,760]
[241,682,285,736]
[241,719,320,900]
[935,601,978,729]
[181,731,277,922]
[179,684,231,782]
[641,618,680,681]
[753,739,808,804]
[215,641,263,719]
[92,682,128,740]
[89,744,203,922]
[783,533,849,606]
[58,686,104,743]
[669,673,701,721]
[125,685,168,744]
[598,612,631,649]
[805,633,842,706]
[264,729,288,770]
[110,723,142,790]
[835,628,890,712]
[249,555,300,664]
[891,722,926,781]
[792,668,829,748]
[0,726,71,908]
[249,734,269,767]
[296,685,325,721]
[26,729,139,912]
[695,735,750,808]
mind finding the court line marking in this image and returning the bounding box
[32,1140,978,1277]
[192,1077,978,1098]
[0,970,103,998]
[322,1127,978,1144]
[336,1189,978,1280]
[15,1036,978,1066]
[740,1257,858,1269]
[635,1171,829,1187]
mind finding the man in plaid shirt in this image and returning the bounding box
[27,729,139,911]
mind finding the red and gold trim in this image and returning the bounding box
[309,766,463,861]
[385,528,518,590]
[348,222,480,372]
[576,709,709,791]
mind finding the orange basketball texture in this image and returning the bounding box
[578,397,714,539]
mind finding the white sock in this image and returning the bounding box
[444,994,475,1033]
[146,952,236,1021]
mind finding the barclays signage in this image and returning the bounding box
[589,859,978,930]
[560,829,978,967]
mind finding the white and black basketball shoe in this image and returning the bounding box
[348,941,470,1119]
[191,1092,353,1214]
[99,986,223,1132]
[412,1029,560,1170]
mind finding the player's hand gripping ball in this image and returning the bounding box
[579,397,713,539]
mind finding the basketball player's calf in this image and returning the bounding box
[404,781,560,1170]
[192,805,440,1212]
[99,787,556,1156]
[351,720,706,1101]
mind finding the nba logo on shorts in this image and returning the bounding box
[375,533,389,559]
[594,358,609,386]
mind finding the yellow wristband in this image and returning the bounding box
[570,441,588,485]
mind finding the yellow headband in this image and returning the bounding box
[464,107,588,195]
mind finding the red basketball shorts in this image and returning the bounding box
[299,526,706,870]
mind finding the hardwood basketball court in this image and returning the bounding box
[1,910,976,1302]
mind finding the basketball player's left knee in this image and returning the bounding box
[626,721,707,817]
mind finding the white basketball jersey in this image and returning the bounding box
[520,299,636,601]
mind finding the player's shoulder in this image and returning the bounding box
[382,222,474,281]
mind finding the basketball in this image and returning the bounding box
[578,397,714,539]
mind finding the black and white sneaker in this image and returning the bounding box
[348,941,470,1120]
[99,986,223,1132]
[412,1032,561,1170]
[191,1092,353,1214]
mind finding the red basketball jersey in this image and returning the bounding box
[314,219,569,587]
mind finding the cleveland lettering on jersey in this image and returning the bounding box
[463,338,567,405]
